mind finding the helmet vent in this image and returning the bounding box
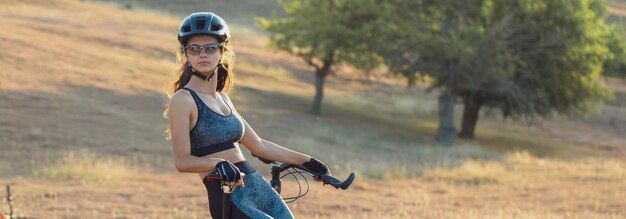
[182,25,191,33]
[210,24,222,31]
[196,19,206,30]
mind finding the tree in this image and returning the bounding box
[460,0,613,137]
[376,0,497,144]
[378,0,613,143]
[256,0,381,115]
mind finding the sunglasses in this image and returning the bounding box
[184,43,222,56]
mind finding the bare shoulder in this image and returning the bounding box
[169,89,195,113]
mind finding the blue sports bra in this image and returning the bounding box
[182,87,244,157]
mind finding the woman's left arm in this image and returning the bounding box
[221,93,310,164]
[240,118,311,165]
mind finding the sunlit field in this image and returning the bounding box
[0,0,624,218]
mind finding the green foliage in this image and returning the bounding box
[604,23,626,78]
[256,0,386,114]
[504,0,613,116]
[255,0,381,73]
[380,0,613,119]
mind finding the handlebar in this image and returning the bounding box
[252,153,357,191]
[272,163,356,190]
[204,156,355,215]
[206,163,357,190]
[319,172,356,190]
[206,156,357,203]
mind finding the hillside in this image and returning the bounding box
[91,0,281,27]
[0,0,624,218]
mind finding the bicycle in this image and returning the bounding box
[206,156,357,219]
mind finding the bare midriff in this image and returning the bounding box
[197,145,246,179]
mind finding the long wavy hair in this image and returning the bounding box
[163,38,236,140]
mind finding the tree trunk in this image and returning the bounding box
[458,94,484,139]
[311,72,326,115]
[407,75,416,88]
[310,51,335,115]
[436,89,456,146]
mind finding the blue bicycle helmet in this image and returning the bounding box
[178,12,230,45]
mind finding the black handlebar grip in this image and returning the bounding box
[319,172,357,190]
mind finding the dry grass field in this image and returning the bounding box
[0,0,625,218]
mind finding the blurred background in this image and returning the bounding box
[0,0,624,218]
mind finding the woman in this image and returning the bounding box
[164,12,331,219]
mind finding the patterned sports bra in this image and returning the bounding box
[182,87,244,157]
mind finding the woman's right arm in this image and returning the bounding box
[168,92,224,173]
